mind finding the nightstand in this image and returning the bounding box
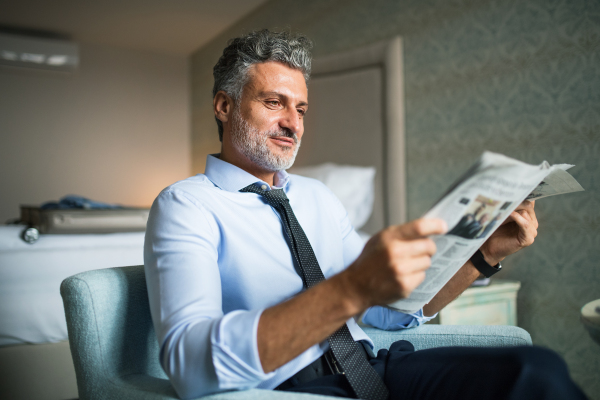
[439,280,521,326]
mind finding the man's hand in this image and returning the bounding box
[480,200,538,266]
[423,201,539,317]
[257,218,447,372]
[340,218,448,311]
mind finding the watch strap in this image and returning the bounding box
[470,250,501,278]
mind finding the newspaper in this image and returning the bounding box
[387,151,584,314]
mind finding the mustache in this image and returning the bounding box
[266,128,298,144]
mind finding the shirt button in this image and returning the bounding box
[261,184,267,190]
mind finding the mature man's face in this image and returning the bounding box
[229,61,308,172]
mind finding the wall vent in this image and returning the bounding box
[0,33,78,72]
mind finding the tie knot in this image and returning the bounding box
[240,183,289,205]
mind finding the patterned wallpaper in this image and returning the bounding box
[190,0,600,397]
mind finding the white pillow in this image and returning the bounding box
[290,163,376,230]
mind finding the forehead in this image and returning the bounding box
[244,61,307,100]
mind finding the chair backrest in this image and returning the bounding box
[61,265,168,399]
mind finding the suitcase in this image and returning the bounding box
[20,206,150,235]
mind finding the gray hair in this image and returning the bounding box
[212,29,313,141]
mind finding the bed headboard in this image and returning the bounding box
[292,36,406,235]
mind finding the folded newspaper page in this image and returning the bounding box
[387,151,584,314]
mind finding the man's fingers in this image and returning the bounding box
[399,271,427,296]
[396,255,433,274]
[393,218,448,239]
[510,210,528,228]
[392,256,430,296]
[500,200,537,227]
[516,200,538,230]
[510,210,537,245]
[514,200,535,212]
[392,238,437,257]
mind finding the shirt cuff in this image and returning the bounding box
[362,306,437,330]
[211,309,276,390]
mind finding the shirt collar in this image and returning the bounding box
[204,154,290,192]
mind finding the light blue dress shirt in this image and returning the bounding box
[144,155,432,399]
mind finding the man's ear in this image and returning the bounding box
[214,91,233,124]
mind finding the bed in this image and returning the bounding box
[0,226,145,399]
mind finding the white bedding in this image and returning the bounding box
[290,163,376,230]
[0,225,144,346]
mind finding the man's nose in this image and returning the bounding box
[279,107,301,135]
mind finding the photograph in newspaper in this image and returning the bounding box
[447,195,512,240]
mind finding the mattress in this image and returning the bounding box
[0,225,144,346]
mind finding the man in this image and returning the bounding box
[453,213,490,239]
[448,203,486,239]
[447,213,474,238]
[145,30,586,400]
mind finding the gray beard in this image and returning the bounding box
[230,108,301,172]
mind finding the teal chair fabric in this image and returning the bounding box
[61,266,532,400]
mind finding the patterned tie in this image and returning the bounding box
[241,183,389,400]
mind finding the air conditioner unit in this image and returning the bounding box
[0,33,78,72]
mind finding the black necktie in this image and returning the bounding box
[241,184,389,400]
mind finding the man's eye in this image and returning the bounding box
[267,100,280,106]
[297,109,306,116]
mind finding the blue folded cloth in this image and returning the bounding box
[41,195,123,210]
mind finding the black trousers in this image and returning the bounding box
[277,340,588,399]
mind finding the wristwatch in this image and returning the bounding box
[470,250,502,278]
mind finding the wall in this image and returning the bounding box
[0,43,190,223]
[190,0,600,398]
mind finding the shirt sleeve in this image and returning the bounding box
[144,189,274,399]
[362,306,437,330]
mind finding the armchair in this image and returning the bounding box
[61,266,531,400]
